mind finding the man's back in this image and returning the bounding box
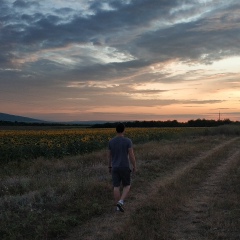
[108,136,132,168]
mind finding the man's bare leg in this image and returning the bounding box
[120,185,130,202]
[114,185,131,203]
[113,187,121,204]
[114,185,131,212]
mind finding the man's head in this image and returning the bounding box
[116,122,125,133]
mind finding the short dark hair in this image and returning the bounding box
[116,122,125,133]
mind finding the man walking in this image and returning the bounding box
[108,123,136,212]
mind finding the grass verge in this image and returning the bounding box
[0,126,240,239]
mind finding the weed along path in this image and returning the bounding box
[64,137,240,240]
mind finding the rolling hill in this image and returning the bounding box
[0,113,47,123]
[0,113,107,125]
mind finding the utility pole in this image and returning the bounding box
[218,111,221,121]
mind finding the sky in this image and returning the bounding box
[0,0,240,122]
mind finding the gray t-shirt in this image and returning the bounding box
[108,136,133,168]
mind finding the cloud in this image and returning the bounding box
[2,0,239,70]
[0,0,240,121]
[13,0,38,8]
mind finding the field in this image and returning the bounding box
[0,127,196,162]
[0,125,240,239]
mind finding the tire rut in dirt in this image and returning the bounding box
[170,138,240,240]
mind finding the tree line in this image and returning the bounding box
[0,118,239,128]
[92,119,239,128]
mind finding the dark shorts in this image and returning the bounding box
[112,167,131,187]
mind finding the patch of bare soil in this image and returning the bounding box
[64,137,239,240]
[170,141,240,240]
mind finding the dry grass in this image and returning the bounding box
[0,126,240,239]
[205,152,240,239]
[0,150,112,239]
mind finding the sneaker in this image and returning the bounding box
[116,202,124,212]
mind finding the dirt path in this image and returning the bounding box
[170,139,240,240]
[65,137,240,240]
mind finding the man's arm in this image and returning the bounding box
[128,148,136,172]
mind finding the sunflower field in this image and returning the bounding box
[0,127,200,163]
